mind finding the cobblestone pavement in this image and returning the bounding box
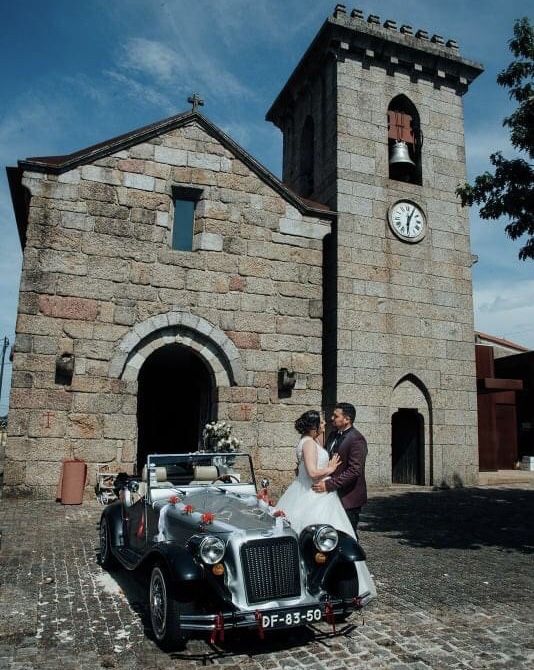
[1,484,533,669]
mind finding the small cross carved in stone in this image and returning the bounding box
[44,411,54,428]
[187,93,204,112]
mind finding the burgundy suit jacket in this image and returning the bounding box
[324,425,368,510]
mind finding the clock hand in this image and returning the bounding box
[406,207,415,234]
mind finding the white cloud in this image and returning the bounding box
[62,73,111,107]
[464,124,516,178]
[205,0,326,49]
[116,36,255,103]
[0,99,67,162]
[474,279,534,347]
[119,38,184,84]
[104,70,175,113]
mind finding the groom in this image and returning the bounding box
[312,402,368,536]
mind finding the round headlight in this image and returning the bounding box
[314,525,338,553]
[199,536,225,565]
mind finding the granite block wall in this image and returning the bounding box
[333,54,478,487]
[6,120,331,498]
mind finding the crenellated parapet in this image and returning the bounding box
[333,4,461,53]
[267,4,483,126]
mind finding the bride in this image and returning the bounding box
[276,410,357,539]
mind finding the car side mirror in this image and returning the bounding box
[128,480,140,493]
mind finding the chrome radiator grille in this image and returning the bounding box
[240,537,301,604]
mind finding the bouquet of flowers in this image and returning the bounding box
[202,420,241,453]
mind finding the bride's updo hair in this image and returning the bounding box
[294,410,321,435]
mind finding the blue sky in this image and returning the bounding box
[0,0,532,413]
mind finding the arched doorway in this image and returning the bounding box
[390,375,433,485]
[392,409,424,484]
[136,344,215,471]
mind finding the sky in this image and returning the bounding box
[0,0,532,413]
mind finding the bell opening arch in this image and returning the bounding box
[387,94,422,185]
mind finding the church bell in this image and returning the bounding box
[389,140,415,169]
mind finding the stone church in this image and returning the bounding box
[5,6,483,497]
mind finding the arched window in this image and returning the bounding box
[300,115,315,197]
[387,95,422,185]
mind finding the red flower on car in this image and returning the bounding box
[201,512,215,525]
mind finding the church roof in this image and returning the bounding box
[8,109,334,247]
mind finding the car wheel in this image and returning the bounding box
[330,561,360,599]
[98,517,117,569]
[327,561,359,621]
[149,564,191,651]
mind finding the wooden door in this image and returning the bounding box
[495,404,518,469]
[392,409,424,484]
[477,394,498,471]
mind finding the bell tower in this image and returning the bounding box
[267,5,484,487]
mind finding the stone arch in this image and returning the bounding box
[392,373,432,409]
[109,311,245,387]
[387,94,422,185]
[390,374,433,485]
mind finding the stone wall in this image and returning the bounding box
[6,120,330,498]
[333,55,478,487]
[269,14,480,488]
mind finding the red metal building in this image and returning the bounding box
[475,332,530,471]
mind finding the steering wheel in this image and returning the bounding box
[211,474,240,484]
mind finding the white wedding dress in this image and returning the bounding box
[276,437,356,539]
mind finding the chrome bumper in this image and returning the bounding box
[179,595,368,632]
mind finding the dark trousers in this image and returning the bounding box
[346,507,361,537]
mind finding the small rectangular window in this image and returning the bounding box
[171,187,202,251]
[172,199,195,251]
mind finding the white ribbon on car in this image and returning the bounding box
[156,502,172,542]
[155,499,245,541]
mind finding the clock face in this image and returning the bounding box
[388,201,426,242]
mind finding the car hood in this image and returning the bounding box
[154,489,285,536]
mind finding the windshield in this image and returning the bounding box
[146,453,255,488]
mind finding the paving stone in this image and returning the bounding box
[1,484,533,668]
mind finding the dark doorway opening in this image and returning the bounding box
[392,408,424,485]
[136,344,215,472]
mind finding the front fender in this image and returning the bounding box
[145,544,204,584]
[321,534,366,583]
[335,533,366,563]
[299,527,366,565]
[101,501,124,548]
[301,529,366,593]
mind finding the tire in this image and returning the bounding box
[149,564,191,651]
[330,561,360,600]
[99,517,118,569]
[327,561,360,621]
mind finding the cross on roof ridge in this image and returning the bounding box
[187,93,204,112]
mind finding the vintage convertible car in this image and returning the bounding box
[98,452,376,649]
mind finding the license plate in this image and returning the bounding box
[261,607,322,629]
